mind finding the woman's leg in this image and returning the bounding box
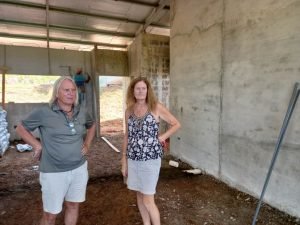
[137,192,151,225]
[141,193,160,225]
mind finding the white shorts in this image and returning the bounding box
[127,158,161,195]
[39,161,88,214]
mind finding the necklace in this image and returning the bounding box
[62,111,77,135]
[57,100,73,113]
[133,104,148,129]
[136,118,144,129]
[61,107,74,120]
[63,108,73,113]
[134,111,149,129]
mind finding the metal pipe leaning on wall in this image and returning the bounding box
[252,82,300,225]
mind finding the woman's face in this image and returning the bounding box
[134,81,147,101]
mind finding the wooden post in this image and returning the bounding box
[0,66,9,110]
[1,72,5,109]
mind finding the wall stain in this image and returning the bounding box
[192,106,198,111]
[279,56,289,63]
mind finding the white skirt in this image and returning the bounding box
[127,158,161,195]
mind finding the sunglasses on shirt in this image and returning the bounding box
[68,122,77,135]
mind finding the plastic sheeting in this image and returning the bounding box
[0,107,10,156]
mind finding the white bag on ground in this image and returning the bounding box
[16,144,33,152]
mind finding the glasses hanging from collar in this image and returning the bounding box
[62,109,77,135]
[68,121,77,135]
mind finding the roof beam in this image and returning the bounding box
[135,0,170,35]
[0,0,169,29]
[112,0,170,9]
[0,19,135,38]
[0,32,128,49]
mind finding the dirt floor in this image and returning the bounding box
[1,119,300,225]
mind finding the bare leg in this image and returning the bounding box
[142,194,160,225]
[137,192,151,225]
[39,212,57,225]
[64,201,80,225]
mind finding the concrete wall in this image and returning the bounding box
[6,103,47,140]
[128,34,170,108]
[170,0,222,176]
[0,45,91,75]
[128,34,143,78]
[96,49,128,76]
[170,0,300,218]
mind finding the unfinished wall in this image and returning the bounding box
[170,0,300,218]
[128,34,143,78]
[128,33,170,108]
[170,0,222,176]
[96,49,128,76]
[0,45,91,75]
[7,103,47,140]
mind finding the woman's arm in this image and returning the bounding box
[15,123,42,160]
[156,103,181,143]
[121,109,130,177]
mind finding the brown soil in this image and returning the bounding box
[0,119,299,225]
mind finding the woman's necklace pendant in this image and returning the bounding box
[137,119,143,129]
[134,105,148,130]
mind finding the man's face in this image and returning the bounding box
[57,79,77,106]
[134,81,148,101]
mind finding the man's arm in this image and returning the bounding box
[15,123,42,160]
[82,122,96,155]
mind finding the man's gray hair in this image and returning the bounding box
[49,76,79,106]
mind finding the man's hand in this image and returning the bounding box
[81,144,89,156]
[32,146,42,161]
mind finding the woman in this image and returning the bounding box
[121,77,181,225]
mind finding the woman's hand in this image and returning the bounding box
[121,157,128,177]
[158,135,165,144]
[159,136,168,151]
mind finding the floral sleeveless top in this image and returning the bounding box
[126,111,163,161]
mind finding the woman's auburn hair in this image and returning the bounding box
[126,77,157,111]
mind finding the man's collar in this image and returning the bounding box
[51,101,80,113]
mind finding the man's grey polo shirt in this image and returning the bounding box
[22,103,94,173]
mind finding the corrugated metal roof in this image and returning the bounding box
[0,0,170,51]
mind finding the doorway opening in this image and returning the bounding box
[0,74,60,104]
[99,76,128,135]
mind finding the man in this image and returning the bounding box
[16,76,96,225]
[73,68,90,104]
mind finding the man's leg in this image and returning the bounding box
[40,212,57,225]
[64,201,80,225]
[39,172,67,225]
[64,162,88,225]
